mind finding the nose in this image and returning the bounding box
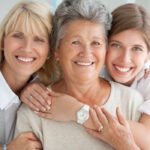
[78,44,92,57]
[22,39,33,52]
[119,48,131,63]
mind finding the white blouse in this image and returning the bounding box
[100,63,150,116]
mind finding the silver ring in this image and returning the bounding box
[98,125,103,132]
[28,95,32,101]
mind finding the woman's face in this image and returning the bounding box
[2,24,49,77]
[106,29,149,86]
[55,20,106,82]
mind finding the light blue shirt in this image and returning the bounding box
[0,72,21,145]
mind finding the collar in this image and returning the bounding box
[0,71,20,110]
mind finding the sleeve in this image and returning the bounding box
[130,91,143,122]
[14,104,42,139]
[137,75,150,115]
[138,100,150,116]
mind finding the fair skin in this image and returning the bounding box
[21,21,141,150]
[106,29,149,86]
[0,24,49,150]
[53,20,110,106]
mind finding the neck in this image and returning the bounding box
[1,66,30,94]
[54,77,110,106]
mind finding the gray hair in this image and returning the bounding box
[50,0,112,51]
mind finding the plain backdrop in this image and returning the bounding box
[0,0,150,23]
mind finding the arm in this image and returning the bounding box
[14,104,43,150]
[20,82,51,112]
[20,84,149,149]
[0,132,41,150]
[129,113,150,150]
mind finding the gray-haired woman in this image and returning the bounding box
[15,0,142,149]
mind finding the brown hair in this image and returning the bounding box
[109,3,150,50]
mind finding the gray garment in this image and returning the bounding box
[15,81,143,150]
[0,103,20,146]
[0,71,21,145]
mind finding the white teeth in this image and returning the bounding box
[76,62,93,66]
[17,57,34,62]
[115,65,130,72]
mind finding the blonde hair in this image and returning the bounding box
[0,0,54,85]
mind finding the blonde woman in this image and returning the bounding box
[0,1,53,150]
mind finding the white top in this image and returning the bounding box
[0,72,21,145]
[15,81,143,150]
[100,64,150,116]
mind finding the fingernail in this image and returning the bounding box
[34,111,38,114]
[47,105,50,110]
[36,108,40,112]
[42,107,46,112]
[47,100,51,105]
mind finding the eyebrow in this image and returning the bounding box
[109,40,145,48]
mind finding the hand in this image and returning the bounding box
[86,106,140,150]
[20,82,51,112]
[35,90,83,122]
[8,132,42,150]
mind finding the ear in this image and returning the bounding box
[54,51,59,61]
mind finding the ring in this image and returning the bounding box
[98,125,103,132]
[28,95,32,101]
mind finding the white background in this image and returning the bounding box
[0,0,150,23]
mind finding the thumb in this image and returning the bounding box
[23,132,38,141]
[86,128,103,139]
[47,88,62,97]
[116,107,128,126]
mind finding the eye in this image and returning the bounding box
[34,37,45,42]
[132,47,142,51]
[111,43,121,48]
[72,41,80,45]
[92,41,101,46]
[12,33,23,39]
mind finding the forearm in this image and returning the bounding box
[128,120,150,150]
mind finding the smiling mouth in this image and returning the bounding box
[16,56,36,63]
[114,65,132,73]
[74,61,94,66]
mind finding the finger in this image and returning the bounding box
[90,108,102,129]
[35,111,53,119]
[100,107,116,124]
[29,82,51,106]
[144,70,150,78]
[86,128,103,140]
[20,132,38,141]
[32,140,42,149]
[28,93,48,112]
[47,88,62,97]
[23,97,40,111]
[116,107,128,127]
[34,87,51,107]
[94,106,108,125]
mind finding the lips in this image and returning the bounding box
[16,56,35,62]
[114,64,132,73]
[74,61,94,66]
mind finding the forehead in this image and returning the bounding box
[6,13,48,37]
[63,20,105,39]
[110,29,147,44]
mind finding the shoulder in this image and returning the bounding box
[17,104,40,122]
[110,81,143,104]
